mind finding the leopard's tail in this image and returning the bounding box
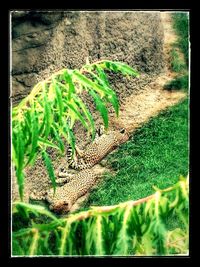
[66,146,88,170]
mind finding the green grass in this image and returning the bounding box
[83,98,189,208]
[172,13,189,65]
[170,48,186,73]
[164,13,189,92]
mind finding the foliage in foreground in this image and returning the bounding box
[12,60,139,201]
[12,176,189,256]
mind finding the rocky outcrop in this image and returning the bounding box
[11,11,164,104]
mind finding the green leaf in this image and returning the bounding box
[12,132,18,168]
[17,130,25,172]
[25,110,39,166]
[13,202,60,222]
[48,83,55,101]
[66,101,88,130]
[16,171,25,202]
[94,65,110,86]
[54,81,64,123]
[38,137,60,150]
[89,90,109,129]
[153,220,167,255]
[80,68,119,117]
[105,90,119,117]
[72,94,95,140]
[16,129,25,201]
[44,94,53,138]
[114,205,132,255]
[63,123,76,156]
[24,110,32,142]
[81,69,110,97]
[63,69,75,100]
[59,223,71,255]
[42,150,56,193]
[73,70,108,97]
[51,125,65,154]
[94,215,105,255]
[101,60,140,77]
[39,117,46,136]
[12,228,33,238]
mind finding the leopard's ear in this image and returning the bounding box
[119,128,126,134]
[99,124,105,135]
[49,204,54,210]
[60,167,66,172]
[67,200,72,211]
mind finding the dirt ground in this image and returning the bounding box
[12,12,188,213]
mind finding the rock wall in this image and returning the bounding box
[11,11,164,104]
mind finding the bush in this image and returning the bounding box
[164,75,189,91]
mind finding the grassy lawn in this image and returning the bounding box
[171,13,189,65]
[164,13,189,91]
[83,98,189,208]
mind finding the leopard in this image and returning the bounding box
[30,169,98,214]
[59,127,129,176]
[30,126,129,214]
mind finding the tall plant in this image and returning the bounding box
[12,60,139,200]
[12,176,189,256]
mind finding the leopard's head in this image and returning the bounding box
[49,200,71,214]
[115,128,129,144]
[47,189,72,214]
[58,166,68,178]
